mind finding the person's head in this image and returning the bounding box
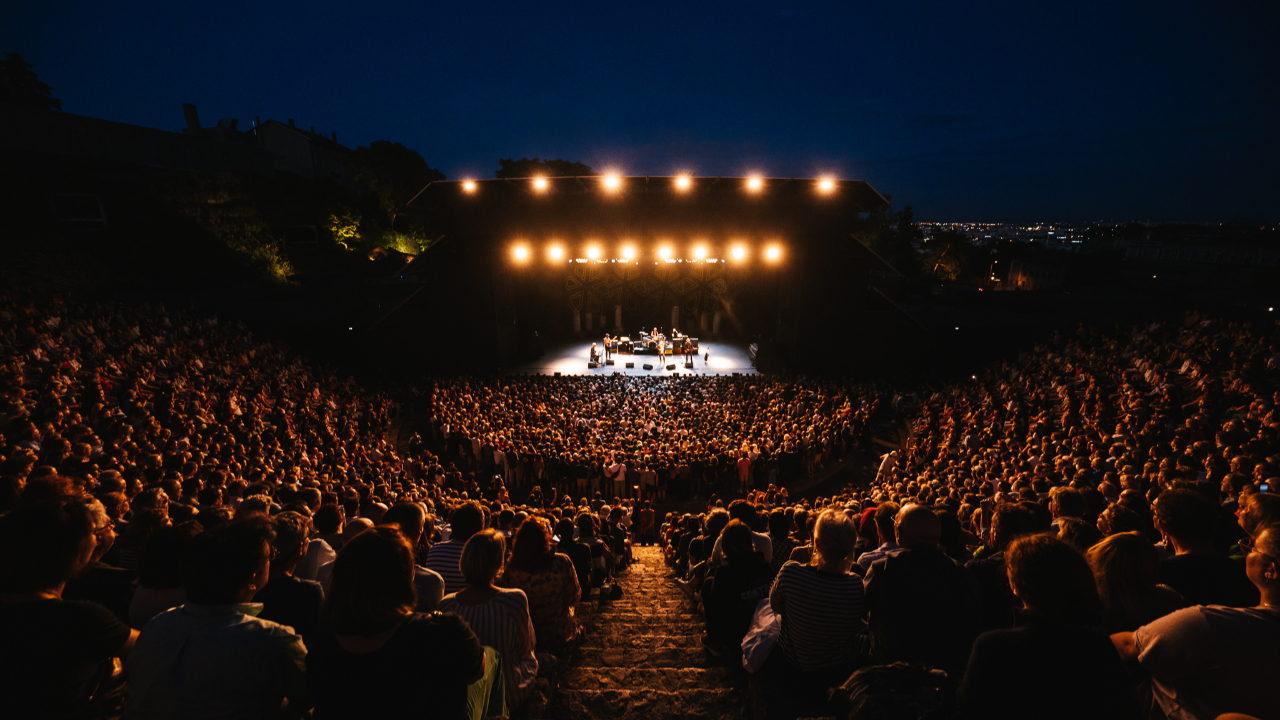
[1057,517,1103,554]
[18,475,81,506]
[182,519,275,605]
[1238,492,1280,540]
[894,504,941,549]
[768,508,790,538]
[1153,488,1217,548]
[461,528,506,588]
[555,518,575,543]
[1049,487,1086,519]
[0,499,96,593]
[1006,533,1101,623]
[721,519,755,561]
[382,503,427,544]
[1247,524,1280,598]
[322,526,417,636]
[832,661,951,720]
[874,501,900,545]
[236,494,272,519]
[272,511,311,564]
[314,504,343,535]
[812,508,859,573]
[138,521,202,590]
[705,508,731,539]
[449,502,484,543]
[728,499,757,524]
[1086,531,1163,630]
[508,517,555,573]
[1097,504,1145,537]
[576,512,597,538]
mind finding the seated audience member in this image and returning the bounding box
[254,511,324,643]
[426,502,485,596]
[857,501,901,572]
[711,499,773,566]
[767,508,798,576]
[578,512,612,587]
[63,498,135,624]
[966,502,1041,633]
[1087,531,1186,633]
[293,514,336,583]
[829,662,952,720]
[1234,491,1280,555]
[498,518,581,649]
[766,508,866,720]
[1112,523,1280,720]
[383,502,446,611]
[316,517,372,592]
[440,529,539,711]
[1056,516,1103,553]
[1154,489,1259,607]
[306,526,502,720]
[124,519,308,719]
[0,499,139,720]
[959,534,1136,720]
[701,519,774,656]
[128,522,199,628]
[555,517,592,592]
[312,504,346,552]
[864,503,980,680]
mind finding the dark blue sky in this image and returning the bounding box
[8,1,1278,220]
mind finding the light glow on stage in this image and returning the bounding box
[766,246,782,261]
[549,245,564,260]
[659,246,672,259]
[587,246,601,260]
[694,246,707,259]
[513,245,529,261]
[622,246,636,259]
[732,246,746,260]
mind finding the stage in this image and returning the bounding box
[509,340,758,376]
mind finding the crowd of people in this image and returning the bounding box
[2,290,1278,720]
[663,313,1280,719]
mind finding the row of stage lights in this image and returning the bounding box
[511,244,783,263]
[461,174,838,194]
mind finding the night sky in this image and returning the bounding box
[7,1,1278,220]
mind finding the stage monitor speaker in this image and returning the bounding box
[626,362,634,368]
[684,362,694,369]
[554,372,561,377]
[605,359,615,365]
[733,372,741,376]
[642,363,654,370]
[587,362,598,369]
[666,364,676,370]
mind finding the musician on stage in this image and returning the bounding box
[683,337,693,363]
[603,334,612,360]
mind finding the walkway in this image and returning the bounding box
[548,547,749,720]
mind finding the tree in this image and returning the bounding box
[495,157,595,179]
[349,140,445,230]
[1,53,62,111]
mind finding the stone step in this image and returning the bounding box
[575,645,714,669]
[553,687,746,720]
[580,633,704,650]
[560,665,734,692]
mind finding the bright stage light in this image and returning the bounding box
[587,246,601,260]
[766,246,781,261]
[622,246,636,259]
[462,180,477,193]
[674,174,692,190]
[603,174,621,191]
[818,177,836,193]
[659,246,672,259]
[746,176,763,191]
[549,246,564,260]
[732,246,746,260]
[513,246,529,261]
[694,246,707,259]
[533,176,548,191]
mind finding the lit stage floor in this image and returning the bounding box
[510,341,758,376]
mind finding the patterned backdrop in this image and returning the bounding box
[564,261,730,320]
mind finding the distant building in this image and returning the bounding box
[252,119,354,191]
[1008,259,1066,290]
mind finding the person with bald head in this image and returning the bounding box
[863,503,981,680]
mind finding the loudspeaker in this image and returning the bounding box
[554,372,561,377]
[605,359,615,365]
[666,364,676,370]
[733,372,741,376]
[588,362,598,369]
[642,364,653,370]
[684,362,694,369]
[625,362,634,368]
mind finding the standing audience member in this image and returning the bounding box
[440,529,540,711]
[125,520,308,719]
[1112,523,1280,720]
[0,499,139,720]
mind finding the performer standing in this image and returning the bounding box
[683,338,692,363]
[658,339,666,365]
[603,334,612,360]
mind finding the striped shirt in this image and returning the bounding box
[769,560,865,672]
[424,540,467,596]
[439,589,539,710]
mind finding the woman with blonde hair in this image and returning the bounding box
[440,529,539,711]
[1086,530,1185,633]
[766,508,865,719]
